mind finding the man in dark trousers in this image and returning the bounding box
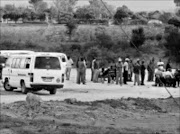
[77,57,86,84]
[140,60,146,85]
[123,58,129,84]
[166,59,171,71]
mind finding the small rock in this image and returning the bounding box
[26,93,43,108]
[64,98,77,104]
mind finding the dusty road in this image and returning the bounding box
[0,69,179,103]
[0,69,180,134]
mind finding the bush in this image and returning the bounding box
[130,27,145,48]
[96,33,114,49]
[156,33,163,41]
[129,19,147,25]
[25,40,44,51]
[168,17,180,27]
[86,46,101,62]
[70,44,81,51]
[114,40,130,51]
[65,19,78,40]
[164,26,180,62]
[0,41,21,50]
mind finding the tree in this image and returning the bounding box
[174,0,180,6]
[29,0,43,11]
[3,4,22,23]
[53,0,77,13]
[0,7,4,19]
[168,16,180,27]
[96,33,114,49]
[130,27,145,48]
[159,12,173,23]
[176,9,180,17]
[53,0,78,22]
[86,46,101,62]
[164,26,180,62]
[36,1,48,13]
[4,4,15,13]
[49,6,58,20]
[65,19,78,40]
[89,0,114,19]
[114,5,133,23]
[75,6,95,20]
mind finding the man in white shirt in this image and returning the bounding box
[66,56,74,80]
[157,59,165,71]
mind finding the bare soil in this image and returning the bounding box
[0,97,180,134]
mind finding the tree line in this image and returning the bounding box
[0,0,180,25]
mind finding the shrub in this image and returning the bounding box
[168,17,180,27]
[156,33,163,41]
[130,27,145,48]
[96,33,114,49]
[164,26,180,62]
[65,19,78,40]
[70,44,81,51]
[86,46,101,63]
[0,41,21,50]
[114,40,130,51]
[25,40,44,51]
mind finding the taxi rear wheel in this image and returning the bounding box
[21,81,28,94]
[50,88,57,94]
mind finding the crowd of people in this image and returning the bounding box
[65,56,180,88]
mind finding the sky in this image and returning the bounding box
[0,0,178,12]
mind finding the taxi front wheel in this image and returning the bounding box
[4,80,14,91]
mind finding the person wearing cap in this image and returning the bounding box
[115,58,123,85]
[157,59,165,72]
[123,58,129,84]
[133,59,141,86]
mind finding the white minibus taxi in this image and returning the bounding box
[49,52,68,74]
[2,52,64,94]
[0,50,35,79]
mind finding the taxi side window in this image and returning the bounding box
[11,58,17,68]
[25,58,31,69]
[5,58,10,67]
[14,58,21,68]
[19,58,26,69]
[61,56,66,62]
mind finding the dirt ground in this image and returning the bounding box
[0,69,180,134]
[0,97,180,134]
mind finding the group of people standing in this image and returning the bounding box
[90,57,150,86]
[65,55,177,87]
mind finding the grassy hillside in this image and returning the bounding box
[1,23,164,44]
[1,23,175,67]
